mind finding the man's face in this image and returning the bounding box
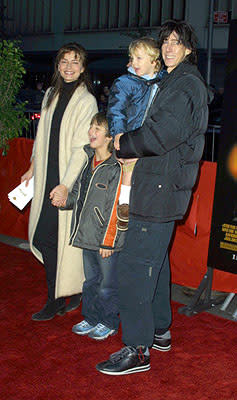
[161,31,191,73]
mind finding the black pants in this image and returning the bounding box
[33,186,59,301]
[117,217,175,347]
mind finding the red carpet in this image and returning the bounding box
[1,242,236,400]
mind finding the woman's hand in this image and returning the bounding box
[99,248,114,258]
[50,184,68,207]
[21,159,34,187]
[114,133,124,150]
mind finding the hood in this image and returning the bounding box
[128,66,157,81]
[127,66,167,83]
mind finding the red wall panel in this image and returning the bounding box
[0,138,33,240]
[1,139,236,292]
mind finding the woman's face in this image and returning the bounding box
[58,51,85,82]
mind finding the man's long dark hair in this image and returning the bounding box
[46,42,94,108]
[158,20,198,65]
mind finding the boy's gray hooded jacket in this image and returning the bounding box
[64,145,124,251]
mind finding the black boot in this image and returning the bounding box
[64,293,82,313]
[31,298,66,321]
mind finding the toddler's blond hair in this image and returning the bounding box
[129,37,161,72]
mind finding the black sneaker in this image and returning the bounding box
[96,346,150,375]
[152,334,171,352]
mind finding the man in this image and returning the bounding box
[96,20,212,375]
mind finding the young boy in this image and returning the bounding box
[53,112,124,340]
[107,37,166,230]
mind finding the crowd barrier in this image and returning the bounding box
[0,138,236,292]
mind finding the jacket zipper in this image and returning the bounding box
[69,154,89,242]
[141,86,160,125]
[130,86,161,203]
[70,160,117,244]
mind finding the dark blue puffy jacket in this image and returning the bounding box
[107,69,166,137]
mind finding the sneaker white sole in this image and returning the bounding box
[117,216,129,223]
[88,329,116,340]
[72,326,95,335]
[96,363,151,375]
[152,344,171,352]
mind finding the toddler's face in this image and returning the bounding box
[130,46,156,78]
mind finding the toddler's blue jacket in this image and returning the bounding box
[107,68,166,137]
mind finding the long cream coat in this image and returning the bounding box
[29,84,98,298]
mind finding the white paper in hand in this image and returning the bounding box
[8,177,34,210]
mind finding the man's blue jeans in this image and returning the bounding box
[82,249,119,330]
[117,217,175,347]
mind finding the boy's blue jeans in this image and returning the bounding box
[117,217,175,347]
[82,249,119,330]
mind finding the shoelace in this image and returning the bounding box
[110,346,135,363]
[95,323,108,332]
[80,320,90,327]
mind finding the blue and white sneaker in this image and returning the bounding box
[88,323,116,340]
[72,320,95,335]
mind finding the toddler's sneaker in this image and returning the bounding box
[117,203,129,231]
[88,323,116,340]
[117,203,129,222]
[117,219,128,231]
[72,320,95,335]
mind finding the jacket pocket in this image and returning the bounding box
[94,206,105,226]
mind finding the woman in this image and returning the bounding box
[21,43,98,321]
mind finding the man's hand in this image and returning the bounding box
[114,133,124,150]
[99,248,114,258]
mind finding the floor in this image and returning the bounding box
[1,233,236,322]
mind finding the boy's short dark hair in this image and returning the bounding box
[91,112,114,153]
[158,20,198,65]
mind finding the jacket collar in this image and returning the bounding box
[127,70,164,85]
[159,61,213,103]
[128,66,157,80]
[83,144,118,164]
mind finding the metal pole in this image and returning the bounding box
[0,0,7,39]
[206,0,215,85]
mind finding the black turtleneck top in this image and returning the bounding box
[34,81,79,249]
[34,81,78,248]
[47,80,77,173]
